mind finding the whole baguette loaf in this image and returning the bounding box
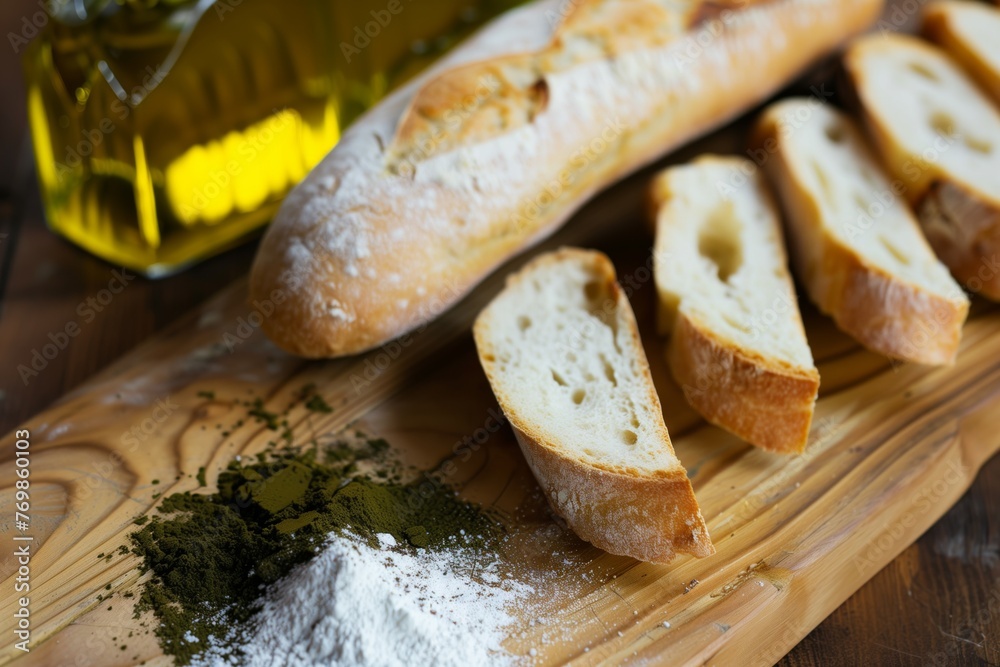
[250,0,884,358]
[650,156,819,454]
[473,248,713,563]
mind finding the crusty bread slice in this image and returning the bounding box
[649,156,819,455]
[752,99,969,366]
[473,248,714,563]
[924,1,1000,105]
[844,34,1000,301]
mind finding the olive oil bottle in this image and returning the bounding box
[24,0,522,276]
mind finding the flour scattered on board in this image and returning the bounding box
[195,536,532,667]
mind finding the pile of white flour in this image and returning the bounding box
[196,535,530,667]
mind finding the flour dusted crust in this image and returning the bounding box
[511,423,713,563]
[473,249,713,563]
[250,0,883,358]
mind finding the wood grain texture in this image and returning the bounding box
[1,1,999,663]
[1,128,999,665]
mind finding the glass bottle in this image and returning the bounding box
[23,0,522,276]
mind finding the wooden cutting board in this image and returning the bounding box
[2,43,1000,667]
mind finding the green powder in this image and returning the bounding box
[129,432,501,665]
[304,394,333,413]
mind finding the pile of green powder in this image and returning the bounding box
[129,433,501,665]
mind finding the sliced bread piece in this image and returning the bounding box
[924,1,1000,105]
[473,248,714,563]
[844,33,1000,301]
[751,99,969,366]
[649,156,819,455]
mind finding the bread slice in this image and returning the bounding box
[649,156,819,455]
[473,248,714,563]
[844,34,1000,301]
[924,1,1000,105]
[751,99,969,366]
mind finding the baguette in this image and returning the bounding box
[250,0,884,358]
[473,248,713,563]
[844,34,1000,300]
[924,1,1000,105]
[752,100,969,365]
[650,156,819,454]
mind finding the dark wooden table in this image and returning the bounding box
[1,3,997,666]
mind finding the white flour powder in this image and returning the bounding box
[196,536,530,667]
